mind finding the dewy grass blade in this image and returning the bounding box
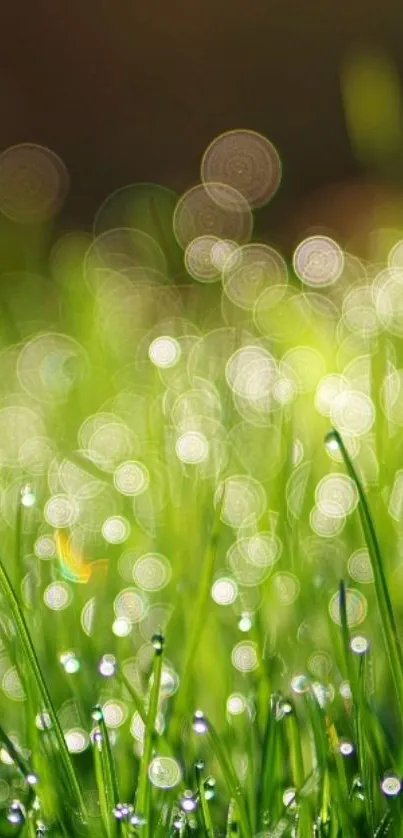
[338,579,359,705]
[92,724,112,838]
[0,720,33,780]
[325,429,403,719]
[91,705,120,838]
[135,632,164,834]
[357,656,375,832]
[0,556,88,824]
[117,668,147,725]
[170,492,224,745]
[201,714,251,838]
[195,760,215,838]
[225,799,239,838]
[256,696,278,829]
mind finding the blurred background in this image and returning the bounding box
[1,0,403,256]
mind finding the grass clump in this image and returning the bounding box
[0,175,403,837]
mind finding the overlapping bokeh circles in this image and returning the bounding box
[173,183,253,251]
[293,236,344,288]
[93,181,182,268]
[184,235,221,283]
[0,143,69,224]
[201,129,281,208]
[17,332,88,405]
[84,227,168,295]
[222,243,288,310]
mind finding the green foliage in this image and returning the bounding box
[0,203,403,837]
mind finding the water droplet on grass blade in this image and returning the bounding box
[324,430,340,452]
[339,739,354,756]
[180,790,198,813]
[350,635,369,654]
[91,705,103,722]
[60,651,80,673]
[113,802,134,820]
[20,483,35,507]
[192,710,208,734]
[238,612,253,632]
[26,772,39,785]
[7,799,25,824]
[91,728,103,746]
[381,774,401,796]
[152,631,164,654]
[173,812,186,830]
[98,654,116,676]
[204,777,216,800]
[131,812,147,827]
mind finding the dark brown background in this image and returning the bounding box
[1,0,403,249]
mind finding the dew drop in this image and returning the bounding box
[91,705,103,722]
[195,758,205,772]
[381,774,401,797]
[192,710,208,734]
[173,812,186,830]
[238,612,253,632]
[26,772,39,785]
[324,430,340,452]
[152,631,165,654]
[91,728,103,746]
[20,483,36,507]
[130,812,147,827]
[204,777,216,800]
[282,787,297,809]
[98,654,116,676]
[339,739,354,756]
[59,650,80,674]
[180,790,198,813]
[279,700,293,716]
[339,680,352,700]
[7,799,25,824]
[113,802,134,820]
[350,635,369,655]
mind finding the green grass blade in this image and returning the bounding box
[225,799,238,837]
[91,705,120,838]
[0,556,88,825]
[195,760,215,838]
[326,429,403,719]
[92,725,111,838]
[170,495,223,746]
[134,632,164,834]
[202,715,251,838]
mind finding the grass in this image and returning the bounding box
[1,198,403,837]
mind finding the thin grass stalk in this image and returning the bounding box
[117,669,147,724]
[357,656,375,832]
[91,706,120,837]
[92,728,112,838]
[195,761,215,838]
[170,495,223,745]
[225,799,238,837]
[0,556,87,824]
[206,717,251,838]
[134,634,164,834]
[256,697,278,829]
[285,707,312,836]
[326,429,403,720]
